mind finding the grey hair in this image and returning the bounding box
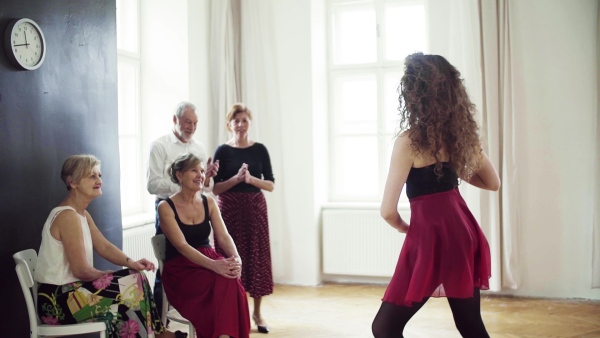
[174,101,197,118]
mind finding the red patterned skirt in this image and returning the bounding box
[217,191,274,298]
[383,188,491,307]
[162,247,250,338]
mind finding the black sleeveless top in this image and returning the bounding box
[405,163,459,199]
[164,195,212,262]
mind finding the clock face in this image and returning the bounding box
[6,19,46,70]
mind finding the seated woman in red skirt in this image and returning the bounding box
[35,154,185,338]
[158,153,250,338]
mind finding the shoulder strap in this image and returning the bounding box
[165,198,181,222]
[201,194,209,219]
[49,206,78,225]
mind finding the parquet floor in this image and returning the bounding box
[170,283,600,338]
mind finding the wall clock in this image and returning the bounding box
[4,18,46,70]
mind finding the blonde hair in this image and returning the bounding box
[61,154,101,190]
[169,153,202,185]
[226,103,253,131]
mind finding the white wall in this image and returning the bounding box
[137,1,192,215]
[187,0,215,153]
[269,0,323,286]
[140,1,190,145]
[139,0,213,198]
[506,0,599,300]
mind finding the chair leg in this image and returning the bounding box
[189,324,195,338]
[100,330,106,338]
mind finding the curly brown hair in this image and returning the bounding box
[398,52,483,179]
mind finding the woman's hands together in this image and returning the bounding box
[212,256,242,279]
[235,163,253,184]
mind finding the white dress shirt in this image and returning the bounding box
[147,132,213,199]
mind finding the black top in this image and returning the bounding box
[405,163,459,199]
[213,143,275,193]
[164,195,212,262]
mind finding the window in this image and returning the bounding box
[328,0,427,202]
[116,0,145,219]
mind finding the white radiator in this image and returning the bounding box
[122,223,158,289]
[322,208,407,277]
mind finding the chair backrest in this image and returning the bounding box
[151,234,166,273]
[13,249,41,337]
[150,234,196,336]
[150,234,169,326]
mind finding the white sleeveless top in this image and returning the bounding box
[34,206,94,285]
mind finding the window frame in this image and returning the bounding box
[326,0,427,203]
[117,0,152,225]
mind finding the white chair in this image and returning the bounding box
[13,249,107,338]
[151,235,196,337]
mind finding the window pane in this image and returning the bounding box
[333,74,377,134]
[384,72,402,134]
[117,62,138,136]
[116,0,139,54]
[333,6,377,65]
[119,137,141,213]
[333,136,379,199]
[384,3,426,60]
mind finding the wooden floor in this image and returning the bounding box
[170,283,600,338]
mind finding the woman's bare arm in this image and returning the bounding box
[159,200,239,278]
[380,134,414,232]
[462,152,501,191]
[54,211,109,281]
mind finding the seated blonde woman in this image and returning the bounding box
[159,153,250,338]
[34,154,186,338]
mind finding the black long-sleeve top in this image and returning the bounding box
[213,143,275,193]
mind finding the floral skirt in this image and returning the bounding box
[37,269,165,338]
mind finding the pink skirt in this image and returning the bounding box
[162,247,250,338]
[382,188,491,307]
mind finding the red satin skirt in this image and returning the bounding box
[382,188,491,307]
[162,247,250,338]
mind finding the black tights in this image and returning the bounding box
[372,289,489,338]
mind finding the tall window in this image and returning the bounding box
[116,0,144,219]
[328,0,427,202]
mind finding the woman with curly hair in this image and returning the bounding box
[372,53,500,338]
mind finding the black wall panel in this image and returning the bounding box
[0,1,121,336]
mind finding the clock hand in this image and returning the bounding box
[24,31,28,48]
[13,43,30,47]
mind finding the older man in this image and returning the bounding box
[146,101,218,318]
[147,101,219,232]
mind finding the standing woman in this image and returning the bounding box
[372,53,501,338]
[213,103,275,334]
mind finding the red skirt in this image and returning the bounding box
[382,188,491,307]
[162,247,250,338]
[217,191,274,298]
